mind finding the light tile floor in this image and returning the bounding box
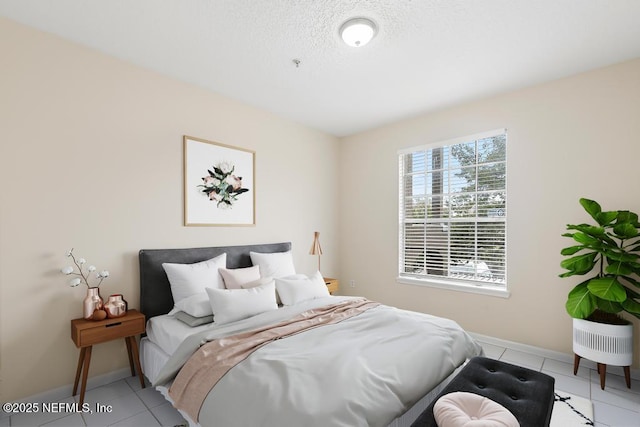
[1,376,188,427]
[479,340,640,427]
[2,340,639,426]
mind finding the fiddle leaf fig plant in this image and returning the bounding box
[560,198,640,320]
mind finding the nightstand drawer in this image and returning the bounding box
[324,278,339,294]
[71,310,145,347]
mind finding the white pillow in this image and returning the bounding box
[174,292,212,317]
[240,277,275,289]
[162,253,227,303]
[206,282,278,325]
[219,265,261,289]
[241,277,279,304]
[275,271,330,306]
[249,251,296,278]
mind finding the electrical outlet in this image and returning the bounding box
[349,280,356,288]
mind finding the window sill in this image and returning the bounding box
[397,276,510,298]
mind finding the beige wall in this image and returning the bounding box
[0,18,340,401]
[3,15,640,403]
[339,57,640,367]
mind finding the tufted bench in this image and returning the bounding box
[411,356,555,427]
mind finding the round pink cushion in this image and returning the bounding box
[433,392,519,427]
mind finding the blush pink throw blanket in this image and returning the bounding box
[169,298,380,422]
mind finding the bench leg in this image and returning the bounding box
[573,353,581,375]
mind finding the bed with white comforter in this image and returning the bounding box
[138,243,482,427]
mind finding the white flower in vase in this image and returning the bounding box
[60,248,110,289]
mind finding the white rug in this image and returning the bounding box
[551,390,594,426]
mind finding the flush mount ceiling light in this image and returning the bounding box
[339,17,377,47]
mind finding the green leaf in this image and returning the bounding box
[560,246,585,256]
[621,298,640,315]
[566,282,596,318]
[587,277,627,302]
[616,210,637,224]
[595,298,624,314]
[603,251,637,262]
[596,211,618,226]
[571,232,601,247]
[580,198,602,222]
[613,223,638,239]
[560,252,597,274]
[622,263,640,277]
[605,262,634,275]
[559,271,579,278]
[566,224,617,246]
[566,224,606,237]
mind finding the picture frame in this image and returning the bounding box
[183,135,255,226]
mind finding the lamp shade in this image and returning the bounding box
[309,231,322,255]
[340,18,377,47]
[309,231,322,271]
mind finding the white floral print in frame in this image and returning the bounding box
[184,136,255,226]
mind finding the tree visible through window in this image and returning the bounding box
[398,129,507,288]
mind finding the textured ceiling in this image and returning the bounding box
[1,0,640,136]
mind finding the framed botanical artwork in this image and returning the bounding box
[183,135,255,226]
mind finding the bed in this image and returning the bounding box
[138,242,482,427]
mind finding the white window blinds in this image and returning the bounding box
[398,129,507,288]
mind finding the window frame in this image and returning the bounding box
[397,129,509,298]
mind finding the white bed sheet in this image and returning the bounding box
[146,313,212,356]
[140,336,170,385]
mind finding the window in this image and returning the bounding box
[398,129,507,296]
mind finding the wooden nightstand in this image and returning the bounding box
[71,309,146,404]
[324,277,339,294]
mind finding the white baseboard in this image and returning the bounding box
[14,368,131,404]
[470,332,640,381]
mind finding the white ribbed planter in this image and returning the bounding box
[573,318,633,366]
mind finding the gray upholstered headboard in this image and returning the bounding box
[139,242,291,319]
